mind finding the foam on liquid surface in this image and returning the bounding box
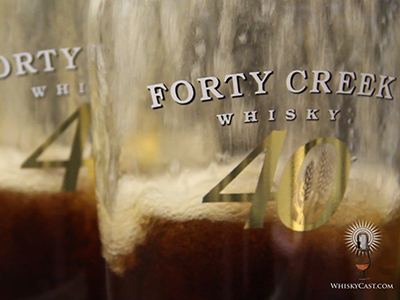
[0,146,92,192]
[99,159,400,272]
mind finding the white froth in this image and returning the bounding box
[99,158,253,258]
[99,160,400,264]
[0,146,91,192]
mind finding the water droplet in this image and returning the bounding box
[238,33,247,44]
[195,40,206,58]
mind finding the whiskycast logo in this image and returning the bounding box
[330,221,394,291]
[345,220,381,280]
[330,283,394,290]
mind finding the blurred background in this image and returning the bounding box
[0,1,105,299]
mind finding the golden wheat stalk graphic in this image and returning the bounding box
[292,146,336,226]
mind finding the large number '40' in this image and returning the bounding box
[21,103,92,192]
[203,130,350,231]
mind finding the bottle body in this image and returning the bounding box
[0,1,105,299]
[89,1,400,299]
